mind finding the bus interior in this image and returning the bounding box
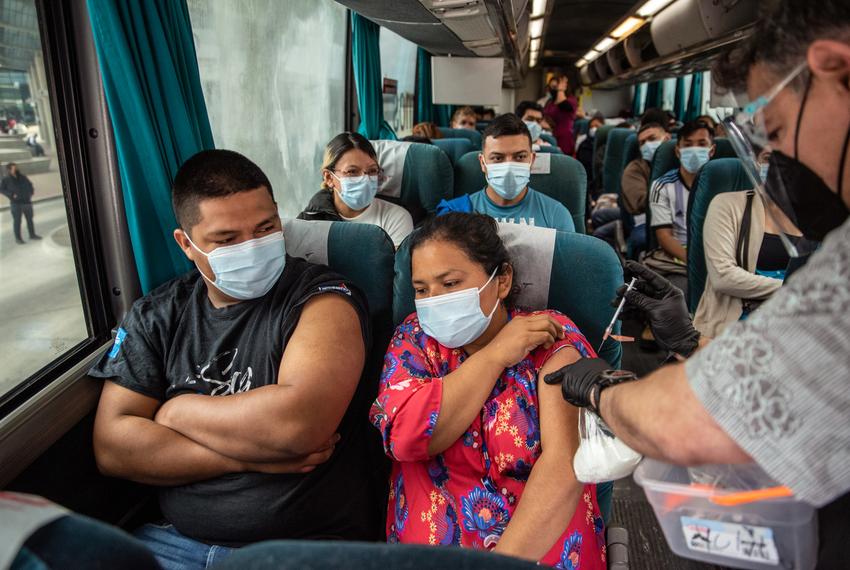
[0,0,823,568]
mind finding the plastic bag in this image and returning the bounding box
[687,462,779,491]
[573,408,642,483]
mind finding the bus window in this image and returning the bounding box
[379,28,417,137]
[0,0,88,400]
[186,0,348,218]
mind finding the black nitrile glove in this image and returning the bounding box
[543,358,637,417]
[615,261,701,357]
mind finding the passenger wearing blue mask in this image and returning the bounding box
[298,132,413,248]
[370,213,606,566]
[89,150,380,569]
[516,100,555,151]
[645,120,716,294]
[436,114,575,232]
[620,122,671,255]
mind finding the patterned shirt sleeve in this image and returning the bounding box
[686,219,850,507]
[650,179,673,228]
[532,310,596,370]
[369,317,444,462]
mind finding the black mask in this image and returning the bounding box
[763,75,850,242]
[766,151,849,242]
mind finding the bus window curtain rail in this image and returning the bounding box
[350,12,396,141]
[87,0,215,293]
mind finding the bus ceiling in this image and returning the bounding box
[335,0,760,90]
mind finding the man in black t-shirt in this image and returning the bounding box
[90,150,377,568]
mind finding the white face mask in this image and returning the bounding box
[589,127,598,138]
[485,161,532,200]
[187,231,286,300]
[415,267,500,348]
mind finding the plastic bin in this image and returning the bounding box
[633,459,818,569]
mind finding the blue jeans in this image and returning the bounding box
[627,223,647,259]
[135,523,235,570]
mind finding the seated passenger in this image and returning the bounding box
[436,114,575,232]
[370,213,605,567]
[450,106,478,131]
[645,120,716,293]
[543,75,578,156]
[515,100,553,150]
[621,121,672,254]
[694,171,800,336]
[298,133,413,248]
[90,150,378,569]
[412,122,442,140]
[480,108,496,121]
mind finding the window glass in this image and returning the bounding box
[379,28,417,136]
[0,0,88,397]
[187,0,348,218]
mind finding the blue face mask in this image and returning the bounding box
[759,163,770,182]
[333,172,379,211]
[415,268,499,349]
[640,140,662,162]
[524,120,543,142]
[188,231,286,300]
[679,146,711,174]
[485,161,531,200]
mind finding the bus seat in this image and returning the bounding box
[713,137,737,159]
[539,132,559,148]
[534,144,563,154]
[437,127,482,150]
[371,140,453,223]
[573,117,590,138]
[453,151,587,234]
[432,137,473,166]
[602,128,634,196]
[283,218,395,337]
[686,158,753,313]
[475,120,491,132]
[393,223,624,370]
[592,124,617,189]
[618,133,641,246]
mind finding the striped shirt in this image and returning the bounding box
[686,216,850,507]
[649,169,689,245]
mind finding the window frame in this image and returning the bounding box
[0,0,124,419]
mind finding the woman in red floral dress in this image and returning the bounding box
[370,213,606,568]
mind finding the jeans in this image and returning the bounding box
[10,202,35,240]
[11,514,159,570]
[627,223,647,259]
[135,523,235,570]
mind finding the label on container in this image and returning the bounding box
[680,516,779,566]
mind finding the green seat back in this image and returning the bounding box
[535,144,563,154]
[438,127,482,150]
[713,137,736,159]
[453,151,587,233]
[393,224,624,368]
[540,132,558,147]
[372,140,453,223]
[432,138,473,166]
[573,118,590,137]
[592,124,617,187]
[602,128,634,195]
[686,158,753,312]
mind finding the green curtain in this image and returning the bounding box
[644,80,663,110]
[631,83,645,117]
[351,12,396,140]
[88,0,214,293]
[415,47,434,124]
[685,72,704,121]
[673,76,687,120]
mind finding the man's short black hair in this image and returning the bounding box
[482,113,532,147]
[713,0,850,91]
[515,100,543,119]
[638,122,666,135]
[677,120,715,145]
[640,107,670,129]
[172,149,274,230]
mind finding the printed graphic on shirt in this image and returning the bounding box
[318,283,352,296]
[181,348,253,396]
[495,217,536,226]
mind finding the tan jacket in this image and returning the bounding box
[621,159,651,215]
[694,191,783,338]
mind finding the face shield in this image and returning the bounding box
[722,62,808,257]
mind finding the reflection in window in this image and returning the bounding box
[187,0,348,218]
[379,28,417,137]
[0,0,87,396]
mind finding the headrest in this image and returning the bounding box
[438,127,482,150]
[371,140,453,219]
[371,140,414,198]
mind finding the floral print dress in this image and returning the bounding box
[369,308,606,569]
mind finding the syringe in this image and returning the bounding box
[598,277,637,353]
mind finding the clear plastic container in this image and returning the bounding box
[633,459,818,569]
